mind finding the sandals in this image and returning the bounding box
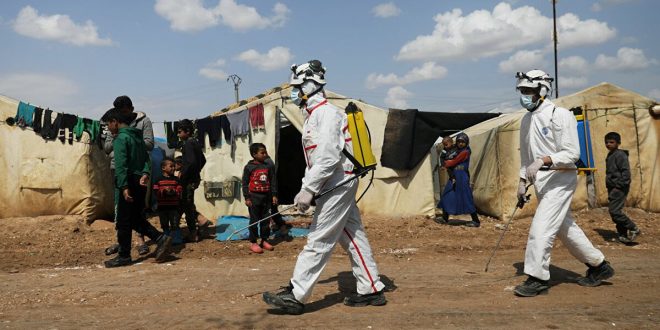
[104,243,119,256]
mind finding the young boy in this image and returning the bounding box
[153,158,183,241]
[604,132,640,244]
[103,108,172,267]
[242,143,278,253]
[174,156,183,179]
[440,136,458,182]
[177,119,206,242]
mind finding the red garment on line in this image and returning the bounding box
[249,104,264,129]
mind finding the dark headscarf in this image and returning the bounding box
[455,132,470,146]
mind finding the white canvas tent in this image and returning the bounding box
[0,95,113,221]
[193,85,439,220]
[454,83,659,220]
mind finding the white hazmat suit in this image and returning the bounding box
[290,90,385,303]
[519,99,605,281]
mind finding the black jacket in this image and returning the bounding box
[181,138,206,183]
[605,149,631,190]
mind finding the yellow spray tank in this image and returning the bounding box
[344,102,377,171]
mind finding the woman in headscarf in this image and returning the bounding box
[437,132,480,227]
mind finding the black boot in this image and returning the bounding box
[153,234,173,262]
[628,227,641,242]
[344,290,387,307]
[465,213,480,227]
[262,283,305,315]
[104,255,132,268]
[435,212,449,225]
[514,276,549,297]
[577,260,614,287]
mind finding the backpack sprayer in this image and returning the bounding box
[226,101,377,241]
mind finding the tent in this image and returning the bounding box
[0,95,113,221]
[191,85,497,220]
[455,83,659,220]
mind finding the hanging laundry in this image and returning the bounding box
[32,107,44,133]
[249,103,265,130]
[226,109,250,142]
[15,101,36,128]
[41,110,59,140]
[57,114,78,144]
[73,117,101,145]
[220,115,231,144]
[195,116,224,148]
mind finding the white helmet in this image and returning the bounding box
[516,70,553,97]
[290,60,326,86]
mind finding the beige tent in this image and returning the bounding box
[459,83,659,220]
[0,95,113,221]
[193,86,438,220]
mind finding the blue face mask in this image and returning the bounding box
[291,88,303,106]
[520,95,539,111]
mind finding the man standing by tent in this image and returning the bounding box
[513,70,614,297]
[103,95,154,256]
[262,60,386,314]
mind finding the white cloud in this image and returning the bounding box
[199,58,228,80]
[396,2,615,62]
[648,88,660,100]
[372,2,401,18]
[559,56,589,75]
[498,50,547,73]
[486,101,519,114]
[556,13,616,49]
[595,47,657,71]
[366,62,447,89]
[559,76,589,89]
[0,73,79,104]
[155,0,290,32]
[591,0,637,12]
[235,47,293,71]
[12,6,113,46]
[384,86,412,109]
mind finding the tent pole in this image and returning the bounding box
[583,105,597,208]
[631,103,643,207]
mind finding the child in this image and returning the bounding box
[103,108,172,267]
[242,143,278,253]
[153,158,183,241]
[177,119,206,242]
[437,133,480,227]
[440,136,458,185]
[604,132,640,244]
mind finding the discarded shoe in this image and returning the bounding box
[514,276,549,297]
[250,243,264,254]
[262,283,304,315]
[104,255,132,268]
[154,235,173,262]
[344,290,387,307]
[137,244,150,256]
[577,260,614,287]
[261,241,274,251]
[104,243,120,256]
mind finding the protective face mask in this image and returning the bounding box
[520,95,539,111]
[291,88,303,106]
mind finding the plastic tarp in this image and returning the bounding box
[0,95,113,221]
[453,83,659,220]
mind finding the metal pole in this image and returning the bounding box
[553,0,559,98]
[227,74,242,103]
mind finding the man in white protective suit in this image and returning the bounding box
[262,60,387,314]
[513,69,615,297]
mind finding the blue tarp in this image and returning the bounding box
[215,215,308,241]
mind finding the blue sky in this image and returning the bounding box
[1,0,658,137]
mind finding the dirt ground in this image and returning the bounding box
[1,207,659,329]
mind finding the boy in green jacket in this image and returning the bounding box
[104,108,172,267]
